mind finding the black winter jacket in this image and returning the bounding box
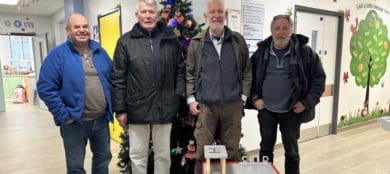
[111,22,185,124]
[246,34,326,123]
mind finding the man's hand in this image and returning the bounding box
[116,113,128,128]
[293,101,306,113]
[189,101,200,116]
[66,118,75,124]
[253,99,265,110]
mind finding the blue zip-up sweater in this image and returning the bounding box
[37,39,113,126]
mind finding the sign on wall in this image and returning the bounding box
[242,0,264,56]
[0,16,35,33]
[227,9,241,33]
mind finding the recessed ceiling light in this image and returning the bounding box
[0,0,20,5]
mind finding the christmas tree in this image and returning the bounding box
[160,1,204,173]
[117,131,131,174]
[160,0,205,60]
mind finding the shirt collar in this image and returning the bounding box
[270,40,292,55]
[209,30,225,42]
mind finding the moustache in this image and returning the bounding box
[275,37,288,40]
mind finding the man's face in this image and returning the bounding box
[204,1,226,33]
[271,18,292,49]
[136,2,158,32]
[66,14,90,45]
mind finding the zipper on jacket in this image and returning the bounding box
[215,42,225,104]
[149,31,157,85]
[149,32,153,52]
[219,59,225,104]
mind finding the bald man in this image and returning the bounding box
[37,13,113,174]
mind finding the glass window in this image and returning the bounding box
[22,37,32,60]
[10,36,22,59]
[8,36,34,73]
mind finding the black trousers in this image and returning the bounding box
[258,109,301,174]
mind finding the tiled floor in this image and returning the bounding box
[0,102,121,174]
[1,102,390,174]
[273,120,390,174]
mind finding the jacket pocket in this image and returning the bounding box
[126,98,148,121]
[299,108,315,123]
[127,85,144,101]
[161,90,180,118]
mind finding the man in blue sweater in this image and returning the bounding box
[37,13,113,174]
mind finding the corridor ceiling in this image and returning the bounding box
[0,0,63,16]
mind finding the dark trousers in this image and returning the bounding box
[258,109,301,174]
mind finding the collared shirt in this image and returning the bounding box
[209,30,224,59]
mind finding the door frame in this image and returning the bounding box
[0,61,5,112]
[294,5,344,134]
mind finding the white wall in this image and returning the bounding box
[336,0,390,120]
[0,35,11,66]
[50,8,66,50]
[238,0,390,151]
[0,13,52,35]
[83,0,136,38]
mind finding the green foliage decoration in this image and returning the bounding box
[349,10,390,88]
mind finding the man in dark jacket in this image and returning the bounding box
[247,15,326,174]
[186,0,252,173]
[110,0,185,173]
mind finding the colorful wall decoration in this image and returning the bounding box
[339,7,390,128]
[350,10,389,88]
[0,14,51,35]
[1,17,35,32]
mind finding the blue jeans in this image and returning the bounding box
[60,116,112,174]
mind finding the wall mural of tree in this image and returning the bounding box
[349,9,389,115]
